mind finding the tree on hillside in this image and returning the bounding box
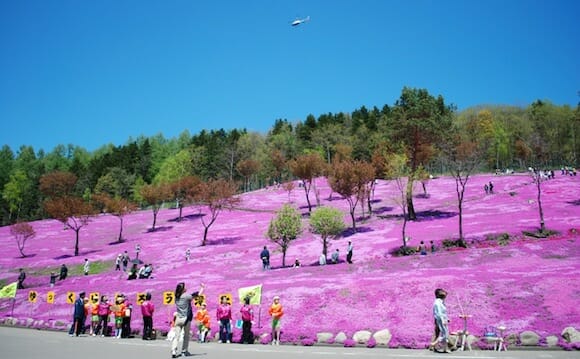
[328,160,374,231]
[44,196,95,257]
[383,151,411,249]
[388,87,455,220]
[10,222,36,257]
[267,204,303,267]
[443,138,483,247]
[198,179,240,246]
[92,193,137,242]
[169,176,202,222]
[288,152,326,213]
[237,159,260,192]
[309,206,345,260]
[41,171,96,256]
[140,183,171,231]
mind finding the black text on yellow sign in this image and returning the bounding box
[66,291,76,304]
[218,293,232,305]
[163,291,175,305]
[90,292,100,303]
[28,290,38,303]
[194,294,206,307]
[136,293,146,305]
[47,291,55,304]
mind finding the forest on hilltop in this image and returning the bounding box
[1,87,579,226]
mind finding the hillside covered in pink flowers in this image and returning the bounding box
[0,173,579,349]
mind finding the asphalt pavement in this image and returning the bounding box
[0,327,577,359]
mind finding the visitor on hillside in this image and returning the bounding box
[122,251,130,271]
[293,258,301,268]
[195,302,210,343]
[83,258,90,275]
[268,295,284,345]
[50,272,58,287]
[171,282,205,358]
[346,241,353,264]
[488,181,494,194]
[17,268,26,289]
[240,296,254,344]
[59,264,68,280]
[484,184,489,194]
[260,246,270,270]
[115,254,122,271]
[128,263,138,280]
[96,295,112,337]
[319,253,326,266]
[430,240,436,253]
[429,288,450,353]
[216,295,232,343]
[418,241,427,255]
[331,248,339,264]
[185,248,191,261]
[141,292,155,340]
[69,291,86,337]
[139,264,153,279]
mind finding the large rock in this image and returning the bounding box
[562,327,580,343]
[316,332,333,343]
[520,331,540,346]
[25,318,34,327]
[373,329,392,346]
[546,335,559,347]
[334,332,347,344]
[353,330,372,344]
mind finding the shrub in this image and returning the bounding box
[343,338,356,347]
[522,229,559,238]
[301,338,315,346]
[391,245,417,256]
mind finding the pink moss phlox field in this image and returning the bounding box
[0,173,579,349]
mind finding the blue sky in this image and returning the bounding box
[1,0,579,152]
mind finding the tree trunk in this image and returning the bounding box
[322,237,328,257]
[118,216,124,242]
[74,228,80,256]
[537,176,546,232]
[303,180,312,212]
[152,209,158,231]
[281,245,287,267]
[178,204,183,222]
[349,207,357,232]
[401,216,408,248]
[405,180,416,220]
[202,225,209,246]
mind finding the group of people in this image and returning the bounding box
[260,241,354,270]
[483,181,494,194]
[49,264,68,287]
[168,283,284,358]
[67,291,155,340]
[417,240,436,255]
[127,263,153,280]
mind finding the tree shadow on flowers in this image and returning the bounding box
[205,236,242,246]
[567,199,580,206]
[379,210,457,222]
[342,226,373,237]
[146,226,173,233]
[168,213,205,223]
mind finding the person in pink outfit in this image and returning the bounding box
[216,296,232,343]
[141,292,155,340]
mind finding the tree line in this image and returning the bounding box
[1,87,578,231]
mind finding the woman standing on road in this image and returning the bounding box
[171,282,204,358]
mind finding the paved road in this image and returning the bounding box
[0,327,577,359]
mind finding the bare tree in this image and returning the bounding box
[10,222,35,257]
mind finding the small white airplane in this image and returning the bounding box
[291,16,310,27]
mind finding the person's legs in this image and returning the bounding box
[74,317,83,336]
[171,317,186,356]
[182,320,191,353]
[225,320,231,343]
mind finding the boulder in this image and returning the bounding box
[546,335,559,347]
[353,330,372,344]
[520,330,540,346]
[25,318,34,327]
[334,332,347,344]
[316,332,333,343]
[373,329,392,346]
[562,327,580,343]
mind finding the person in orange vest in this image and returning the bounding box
[113,295,127,338]
[268,295,284,345]
[195,302,211,343]
[90,297,100,336]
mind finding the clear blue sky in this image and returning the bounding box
[1,0,579,152]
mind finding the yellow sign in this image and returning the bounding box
[47,291,55,304]
[163,291,175,305]
[28,290,38,303]
[115,292,123,302]
[136,293,146,305]
[66,291,76,304]
[194,294,206,307]
[218,293,232,305]
[90,292,100,303]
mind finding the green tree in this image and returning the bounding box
[267,204,303,267]
[2,170,31,222]
[309,206,345,260]
[388,87,454,220]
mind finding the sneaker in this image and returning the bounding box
[226,340,230,344]
[171,350,179,358]
[271,340,275,345]
[182,351,192,357]
[276,340,280,346]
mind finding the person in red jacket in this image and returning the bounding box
[141,292,155,340]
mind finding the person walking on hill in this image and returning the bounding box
[346,241,353,264]
[268,295,284,345]
[83,258,90,275]
[430,288,450,353]
[260,246,270,270]
[17,268,26,289]
[59,264,68,280]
